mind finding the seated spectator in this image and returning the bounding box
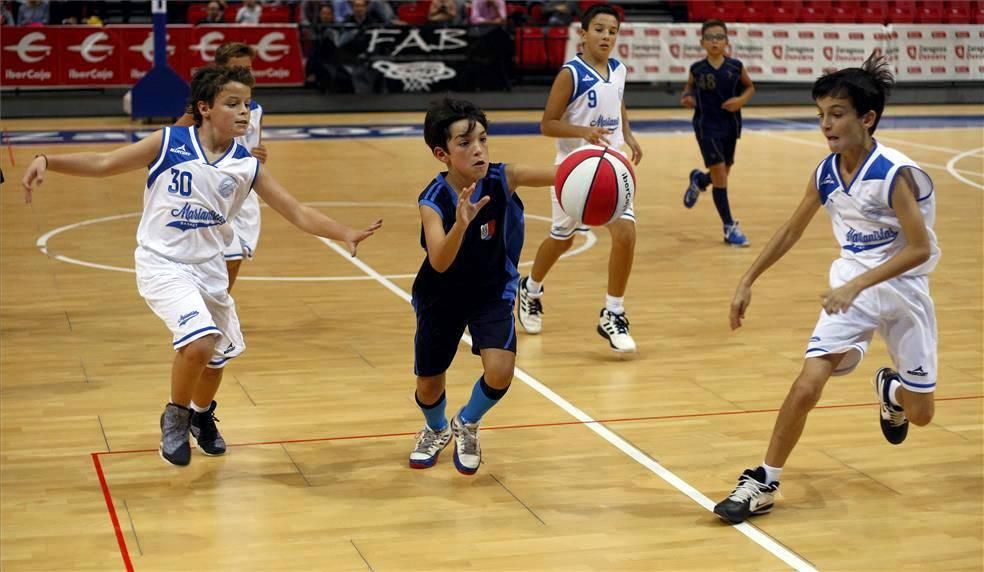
[236,0,262,23]
[199,0,225,24]
[1,1,14,25]
[16,0,49,25]
[428,0,463,25]
[544,1,578,27]
[470,0,505,25]
[332,0,394,24]
[344,0,385,27]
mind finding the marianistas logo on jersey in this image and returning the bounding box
[590,115,620,130]
[843,226,898,252]
[167,203,227,231]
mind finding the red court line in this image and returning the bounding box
[92,393,982,570]
[91,453,135,572]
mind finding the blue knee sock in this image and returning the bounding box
[712,186,734,226]
[416,390,448,431]
[459,376,509,424]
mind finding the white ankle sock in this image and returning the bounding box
[526,278,543,295]
[888,379,902,408]
[190,401,210,413]
[761,462,783,484]
[605,294,625,315]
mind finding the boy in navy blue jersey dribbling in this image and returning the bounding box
[409,98,555,475]
[681,19,755,247]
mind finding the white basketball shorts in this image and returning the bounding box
[223,191,261,261]
[549,148,636,239]
[135,246,246,368]
[805,258,937,393]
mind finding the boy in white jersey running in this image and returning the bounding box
[176,42,265,290]
[517,4,644,352]
[713,54,940,524]
[21,66,382,467]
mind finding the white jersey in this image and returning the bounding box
[814,141,939,276]
[555,55,627,163]
[137,126,259,264]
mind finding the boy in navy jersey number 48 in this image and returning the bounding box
[681,19,755,247]
[409,98,554,475]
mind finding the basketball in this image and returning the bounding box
[554,145,636,227]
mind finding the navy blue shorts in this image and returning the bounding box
[413,298,517,377]
[697,134,737,167]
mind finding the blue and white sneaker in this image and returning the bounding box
[724,221,750,247]
[684,169,703,209]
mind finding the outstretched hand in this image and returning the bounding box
[21,155,47,204]
[455,182,490,226]
[729,283,752,330]
[344,218,383,257]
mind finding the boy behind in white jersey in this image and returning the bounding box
[517,4,644,353]
[21,65,382,467]
[713,53,940,524]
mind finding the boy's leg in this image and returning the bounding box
[518,235,573,334]
[162,335,215,466]
[226,259,243,291]
[410,373,453,469]
[190,366,228,456]
[598,218,637,353]
[715,354,842,524]
[409,303,462,469]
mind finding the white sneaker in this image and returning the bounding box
[451,413,481,475]
[597,308,636,353]
[517,276,543,334]
[409,424,452,469]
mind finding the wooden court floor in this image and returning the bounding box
[1,105,981,571]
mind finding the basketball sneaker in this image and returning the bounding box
[714,467,780,524]
[724,221,750,247]
[451,413,481,475]
[683,169,704,208]
[409,423,452,469]
[190,400,226,456]
[597,308,636,353]
[517,276,543,334]
[873,367,909,445]
[159,403,192,466]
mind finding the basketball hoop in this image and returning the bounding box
[372,61,456,92]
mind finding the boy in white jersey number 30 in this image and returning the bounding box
[21,66,382,467]
[714,54,940,524]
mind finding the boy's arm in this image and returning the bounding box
[723,67,755,112]
[820,171,931,314]
[620,101,643,165]
[251,114,268,163]
[252,167,382,256]
[20,130,164,203]
[505,163,555,191]
[540,69,610,146]
[173,112,195,127]
[420,182,489,272]
[731,174,822,329]
[681,73,696,108]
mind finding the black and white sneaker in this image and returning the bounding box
[714,467,779,524]
[873,367,909,445]
[517,276,543,334]
[598,308,636,352]
[159,403,192,466]
[190,400,227,456]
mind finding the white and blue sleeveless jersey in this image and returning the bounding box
[814,141,939,276]
[137,126,259,264]
[241,99,263,151]
[555,56,627,163]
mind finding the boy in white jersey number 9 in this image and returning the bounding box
[713,53,940,524]
[21,66,383,467]
[517,4,644,353]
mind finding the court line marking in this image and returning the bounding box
[945,147,984,190]
[313,237,817,571]
[34,202,597,280]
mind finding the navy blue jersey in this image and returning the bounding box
[412,163,525,306]
[690,57,745,138]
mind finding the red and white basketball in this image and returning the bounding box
[554,145,635,227]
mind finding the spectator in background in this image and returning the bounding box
[1,1,15,25]
[470,0,505,25]
[199,0,225,24]
[236,0,262,23]
[16,0,48,25]
[344,0,385,27]
[428,0,463,25]
[544,1,578,27]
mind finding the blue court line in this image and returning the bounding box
[4,115,982,146]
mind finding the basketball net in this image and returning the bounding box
[372,61,457,92]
